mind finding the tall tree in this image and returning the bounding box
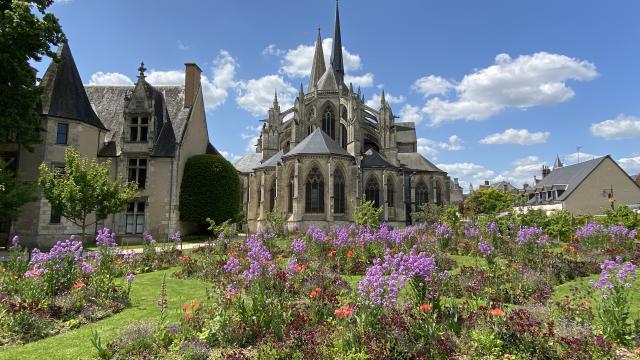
[0,159,36,220]
[38,148,138,241]
[0,0,65,149]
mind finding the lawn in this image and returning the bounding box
[0,268,210,360]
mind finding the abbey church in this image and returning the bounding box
[235,3,463,231]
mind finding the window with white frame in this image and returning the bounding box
[125,201,145,234]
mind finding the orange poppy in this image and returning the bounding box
[115,259,124,266]
[183,313,192,319]
[182,304,191,311]
[178,255,189,261]
[295,264,305,272]
[73,281,85,289]
[191,301,201,308]
[335,304,353,318]
[563,245,576,253]
[490,308,506,317]
[418,304,432,312]
[328,250,336,257]
[346,250,354,258]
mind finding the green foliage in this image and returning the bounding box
[38,147,137,239]
[411,203,442,226]
[603,205,639,229]
[90,329,111,359]
[0,0,66,149]
[517,209,548,228]
[546,210,574,241]
[179,155,241,226]
[464,188,517,216]
[441,205,461,229]
[0,160,36,220]
[265,211,285,235]
[353,200,383,228]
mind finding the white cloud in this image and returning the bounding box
[88,72,133,86]
[87,50,238,111]
[422,52,597,125]
[280,38,362,78]
[563,151,600,165]
[398,104,423,124]
[344,73,374,88]
[480,128,550,145]
[177,40,190,50]
[494,156,546,187]
[412,75,454,97]
[220,150,242,163]
[436,162,496,190]
[590,114,640,140]
[416,135,464,160]
[365,92,405,108]
[236,75,296,117]
[262,44,285,57]
[618,156,640,175]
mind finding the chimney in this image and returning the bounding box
[542,165,550,179]
[484,180,489,186]
[184,63,202,108]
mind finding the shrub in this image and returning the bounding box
[411,203,442,226]
[107,320,158,357]
[179,154,241,227]
[354,200,383,229]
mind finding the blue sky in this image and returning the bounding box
[36,0,640,190]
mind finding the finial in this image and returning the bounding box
[381,89,386,104]
[137,61,147,79]
[274,89,278,102]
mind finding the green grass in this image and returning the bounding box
[0,268,210,360]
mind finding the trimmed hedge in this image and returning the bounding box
[179,154,241,226]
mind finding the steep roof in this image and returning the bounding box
[234,153,263,173]
[40,43,107,130]
[317,68,338,91]
[398,153,445,173]
[330,0,344,81]
[284,128,351,158]
[85,85,190,157]
[309,29,326,91]
[531,156,607,201]
[362,149,394,168]
[255,150,284,169]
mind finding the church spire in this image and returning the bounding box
[553,154,563,169]
[309,27,326,91]
[273,89,279,107]
[330,0,344,82]
[381,89,386,106]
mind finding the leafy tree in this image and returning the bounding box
[603,205,638,229]
[179,155,241,228]
[354,200,383,228]
[38,147,137,241]
[0,159,36,220]
[546,210,574,242]
[518,209,548,228]
[1,0,65,149]
[412,203,442,226]
[464,188,517,216]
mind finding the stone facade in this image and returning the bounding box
[235,4,462,232]
[2,43,214,247]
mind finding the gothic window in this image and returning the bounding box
[56,123,68,145]
[387,179,395,207]
[307,125,313,136]
[415,181,428,211]
[305,167,324,213]
[287,173,294,214]
[322,106,335,139]
[129,116,149,142]
[341,124,347,150]
[128,158,147,189]
[125,201,145,234]
[365,177,380,208]
[341,105,348,120]
[269,182,276,212]
[333,168,346,214]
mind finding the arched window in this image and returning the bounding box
[415,181,428,211]
[257,185,262,210]
[269,182,276,212]
[341,105,348,120]
[435,181,443,205]
[305,167,324,213]
[322,106,336,140]
[287,172,294,213]
[386,178,395,207]
[365,177,380,208]
[341,124,347,150]
[334,168,346,214]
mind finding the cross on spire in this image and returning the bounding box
[137,61,147,79]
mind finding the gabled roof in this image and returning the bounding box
[40,43,107,130]
[255,150,284,169]
[234,153,263,173]
[362,149,394,168]
[284,128,351,158]
[530,156,607,202]
[317,68,338,91]
[397,153,445,173]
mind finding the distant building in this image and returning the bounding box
[1,43,214,247]
[524,155,640,215]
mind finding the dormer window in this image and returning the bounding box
[129,116,148,142]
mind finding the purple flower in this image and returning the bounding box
[464,224,479,238]
[95,228,117,247]
[516,226,548,246]
[143,231,155,244]
[291,238,307,254]
[486,221,498,235]
[126,273,135,284]
[433,223,452,239]
[576,222,607,239]
[81,261,94,274]
[171,231,182,243]
[223,256,241,274]
[166,323,181,334]
[306,225,326,243]
[478,239,494,255]
[590,256,637,297]
[241,235,275,281]
[9,235,20,249]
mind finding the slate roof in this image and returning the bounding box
[397,153,445,173]
[317,68,339,91]
[234,153,263,173]
[40,43,107,130]
[362,149,394,168]
[85,85,190,157]
[528,156,607,203]
[395,122,417,144]
[255,150,284,169]
[283,128,351,158]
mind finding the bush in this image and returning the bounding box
[353,200,383,228]
[179,155,241,227]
